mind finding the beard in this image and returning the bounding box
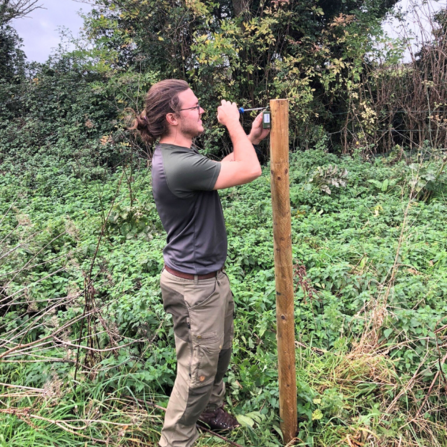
[179,118,204,139]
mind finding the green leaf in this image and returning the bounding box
[236,414,255,428]
[383,328,393,339]
[312,409,323,420]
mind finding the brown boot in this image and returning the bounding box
[198,407,240,432]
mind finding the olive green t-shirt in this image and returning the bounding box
[152,143,227,275]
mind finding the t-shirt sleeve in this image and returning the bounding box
[166,151,221,198]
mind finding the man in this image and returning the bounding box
[137,79,269,447]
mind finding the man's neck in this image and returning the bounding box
[159,135,192,148]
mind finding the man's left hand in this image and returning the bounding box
[248,112,270,145]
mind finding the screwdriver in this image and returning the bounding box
[238,106,266,113]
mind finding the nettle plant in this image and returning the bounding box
[308,165,348,195]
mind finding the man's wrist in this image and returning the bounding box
[249,135,261,145]
[225,119,243,129]
[226,121,249,142]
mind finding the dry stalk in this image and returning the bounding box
[346,1,447,153]
[383,350,430,416]
[74,170,127,380]
[293,262,317,304]
[0,408,108,444]
[414,350,447,418]
[0,291,81,348]
[53,335,142,353]
[354,181,416,355]
[0,382,45,392]
[0,310,96,360]
[0,266,66,305]
[6,232,67,288]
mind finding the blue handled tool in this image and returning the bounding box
[238,106,266,113]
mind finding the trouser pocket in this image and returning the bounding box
[190,335,221,388]
[180,336,220,426]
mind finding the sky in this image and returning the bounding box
[11,0,447,64]
[12,0,93,63]
[382,0,446,60]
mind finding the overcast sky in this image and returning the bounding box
[11,0,446,64]
[383,0,446,60]
[12,0,93,63]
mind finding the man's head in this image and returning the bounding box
[133,79,205,144]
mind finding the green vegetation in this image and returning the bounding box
[1,149,446,446]
[2,0,447,445]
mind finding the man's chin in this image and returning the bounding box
[194,127,204,137]
[183,126,204,139]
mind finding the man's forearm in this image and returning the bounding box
[226,122,260,167]
[222,127,261,163]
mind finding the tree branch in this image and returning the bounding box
[0,0,44,26]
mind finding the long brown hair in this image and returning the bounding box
[131,79,190,144]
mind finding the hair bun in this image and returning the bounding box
[130,79,189,145]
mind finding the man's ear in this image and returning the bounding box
[166,112,179,127]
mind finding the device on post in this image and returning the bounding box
[239,106,271,129]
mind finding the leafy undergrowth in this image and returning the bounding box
[1,150,446,446]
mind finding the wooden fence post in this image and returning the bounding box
[269,99,297,445]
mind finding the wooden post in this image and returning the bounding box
[269,99,297,444]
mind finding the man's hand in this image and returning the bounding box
[217,100,240,127]
[248,112,270,145]
[214,101,262,189]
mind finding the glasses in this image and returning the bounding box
[178,104,202,113]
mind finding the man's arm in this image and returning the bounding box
[221,152,235,163]
[219,112,270,165]
[214,102,268,189]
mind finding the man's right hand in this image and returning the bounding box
[217,100,240,127]
[214,100,262,190]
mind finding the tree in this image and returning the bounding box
[0,1,42,80]
[81,0,399,152]
[0,25,25,81]
[0,0,42,26]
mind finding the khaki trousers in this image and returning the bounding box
[158,269,234,447]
